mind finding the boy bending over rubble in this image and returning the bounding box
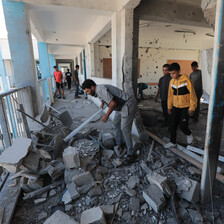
[81,79,138,163]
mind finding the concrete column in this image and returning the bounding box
[2,0,40,115]
[37,42,54,102]
[49,54,56,77]
[111,8,139,95]
[37,42,51,79]
[0,50,8,91]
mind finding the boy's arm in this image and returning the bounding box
[167,82,173,113]
[187,78,197,112]
[155,88,160,102]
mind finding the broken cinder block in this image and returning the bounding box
[0,137,32,173]
[102,133,115,149]
[146,172,171,196]
[143,184,166,213]
[44,210,78,224]
[80,207,106,224]
[63,146,80,169]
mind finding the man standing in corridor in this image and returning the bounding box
[53,66,65,99]
[82,79,138,163]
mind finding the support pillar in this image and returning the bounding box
[201,0,224,203]
[111,7,139,96]
[38,42,53,102]
[49,54,56,76]
[2,0,40,115]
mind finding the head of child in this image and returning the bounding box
[169,63,181,79]
[76,65,79,71]
[191,61,198,72]
[162,64,170,76]
[53,66,58,72]
[81,79,96,96]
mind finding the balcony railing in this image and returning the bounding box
[0,86,34,151]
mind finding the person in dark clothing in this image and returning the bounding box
[73,65,80,99]
[189,61,203,121]
[155,64,172,125]
[65,69,72,90]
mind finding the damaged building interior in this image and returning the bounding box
[0,0,224,223]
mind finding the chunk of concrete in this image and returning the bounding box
[130,197,140,212]
[64,168,81,184]
[100,205,115,216]
[44,210,78,224]
[102,133,115,149]
[127,175,139,189]
[63,146,80,169]
[62,190,72,205]
[80,207,106,224]
[22,151,40,172]
[72,171,94,187]
[143,184,166,213]
[46,161,65,180]
[146,172,171,196]
[0,137,32,173]
[67,182,80,200]
[188,209,203,224]
[175,177,200,203]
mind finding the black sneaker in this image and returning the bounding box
[63,96,66,99]
[57,96,61,99]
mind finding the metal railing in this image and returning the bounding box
[0,86,33,151]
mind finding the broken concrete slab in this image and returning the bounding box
[146,172,171,196]
[63,146,80,169]
[80,207,106,224]
[88,186,102,198]
[72,171,94,187]
[44,210,78,224]
[67,182,80,200]
[143,184,166,213]
[0,137,32,173]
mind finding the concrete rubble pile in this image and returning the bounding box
[0,129,213,224]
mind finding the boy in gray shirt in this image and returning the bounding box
[82,79,138,163]
[190,61,203,121]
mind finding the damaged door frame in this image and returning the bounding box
[201,0,224,203]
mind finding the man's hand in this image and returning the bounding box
[189,110,194,116]
[102,115,109,123]
[168,109,172,115]
[100,102,105,109]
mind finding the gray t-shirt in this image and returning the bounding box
[158,74,172,101]
[95,85,129,111]
[190,70,202,96]
[74,70,79,84]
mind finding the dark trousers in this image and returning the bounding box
[67,77,71,89]
[194,94,202,119]
[75,82,79,97]
[161,100,169,124]
[170,107,191,144]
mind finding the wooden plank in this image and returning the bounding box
[0,176,21,224]
[186,145,224,163]
[148,131,224,184]
[103,58,112,79]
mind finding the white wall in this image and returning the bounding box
[138,47,200,95]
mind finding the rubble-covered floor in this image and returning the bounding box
[4,90,224,224]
